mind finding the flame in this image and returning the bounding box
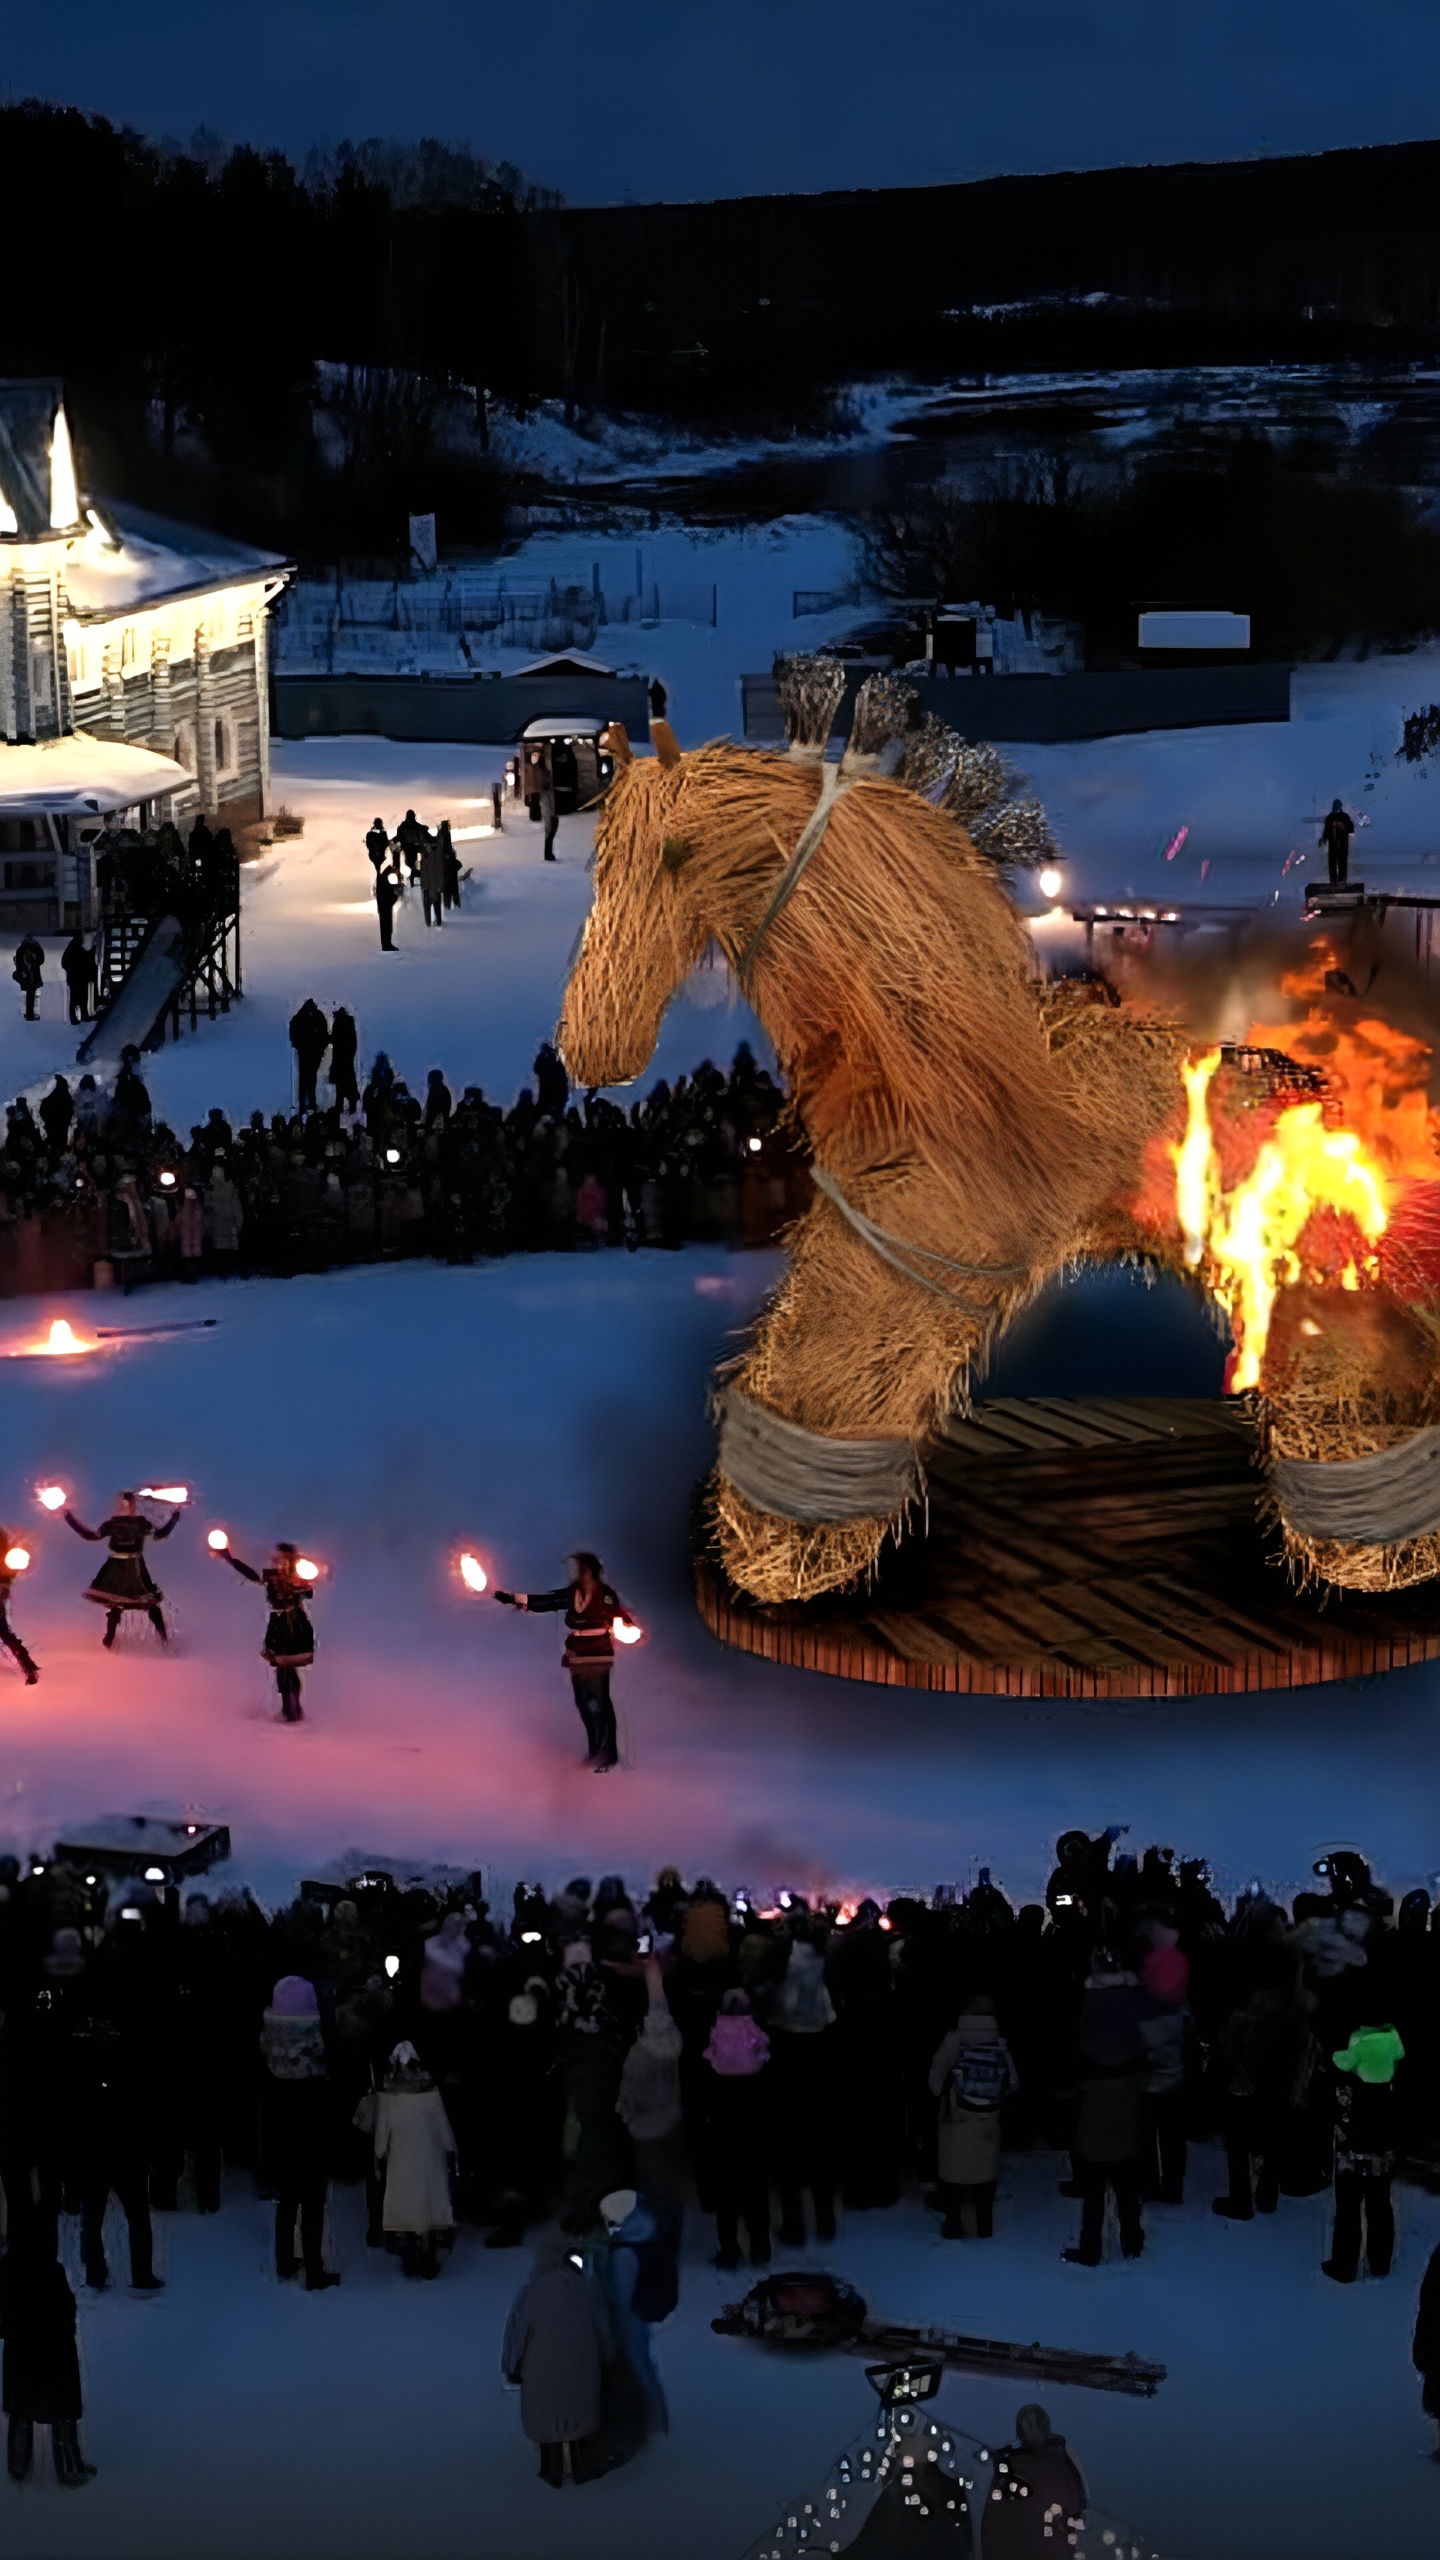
[612,1615,643,1645]
[459,1552,488,1594]
[295,1558,320,1583]
[1172,1053,1392,1392]
[36,1485,67,1511]
[37,1319,91,1356]
[207,1529,230,1552]
[139,1485,188,1505]
[5,1546,30,1572]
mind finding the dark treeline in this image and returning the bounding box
[4,102,1439,561]
[860,436,1440,662]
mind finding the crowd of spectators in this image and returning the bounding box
[4,1826,1439,2495]
[0,1040,806,1295]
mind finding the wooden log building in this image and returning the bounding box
[0,379,292,928]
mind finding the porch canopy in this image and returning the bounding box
[0,732,192,817]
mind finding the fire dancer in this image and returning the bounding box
[64,1490,178,1647]
[494,1550,634,1771]
[0,1532,39,1682]
[211,1535,318,1721]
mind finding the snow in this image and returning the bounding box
[0,734,191,819]
[62,505,289,619]
[10,2135,1440,2557]
[488,379,936,489]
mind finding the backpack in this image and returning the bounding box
[947,2040,1011,2111]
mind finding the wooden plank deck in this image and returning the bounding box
[693,1397,1440,1697]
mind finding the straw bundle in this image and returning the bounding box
[1259,1284,1440,1590]
[560,727,1190,1601]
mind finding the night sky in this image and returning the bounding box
[2,0,1436,202]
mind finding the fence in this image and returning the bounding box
[275,570,717,676]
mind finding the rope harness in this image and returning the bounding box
[1270,1426,1440,1545]
[810,1167,1027,1306]
[717,1385,922,1526]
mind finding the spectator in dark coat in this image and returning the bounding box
[329,1008,359,1112]
[439,819,461,909]
[1,2237,95,2486]
[12,934,44,1020]
[259,1977,340,2290]
[374,866,399,952]
[60,933,96,1023]
[704,1990,772,2270]
[288,1000,329,1114]
[1064,1959,1145,2265]
[37,1076,72,1157]
[1324,2024,1403,2283]
[365,818,390,876]
[502,2237,615,2487]
[419,828,446,928]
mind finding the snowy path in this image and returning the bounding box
[11,2156,1440,2560]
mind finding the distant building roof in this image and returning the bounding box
[64,503,292,622]
[513,650,617,679]
[0,733,193,817]
[521,714,611,739]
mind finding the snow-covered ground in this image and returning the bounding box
[12,2158,1440,2560]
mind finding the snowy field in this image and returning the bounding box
[5,666,1440,2559]
[10,2160,1440,2560]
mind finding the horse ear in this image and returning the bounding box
[649,719,683,770]
[601,722,633,766]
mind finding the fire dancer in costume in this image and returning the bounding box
[0,1532,39,1681]
[64,1491,178,1647]
[211,1537,316,1721]
[495,1551,634,1771]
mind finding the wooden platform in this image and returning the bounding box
[694,1398,1440,1698]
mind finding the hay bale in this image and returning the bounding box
[1260,1283,1440,1590]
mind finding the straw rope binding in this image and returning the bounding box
[1270,1426,1440,1545]
[717,1385,922,1525]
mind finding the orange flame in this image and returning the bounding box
[1172,1049,1392,1392]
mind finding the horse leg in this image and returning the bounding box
[714,1206,994,1603]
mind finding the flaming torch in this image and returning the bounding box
[138,1485,189,1505]
[207,1529,230,1553]
[36,1485,67,1513]
[4,1545,31,1573]
[611,1614,643,1646]
[294,1558,321,1584]
[458,1551,489,1595]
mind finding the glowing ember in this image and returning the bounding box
[612,1616,643,1645]
[36,1485,66,1511]
[38,1319,90,1356]
[139,1485,189,1505]
[459,1552,488,1594]
[1172,1049,1390,1393]
[207,1529,230,1552]
[295,1558,320,1583]
[4,1546,30,1572]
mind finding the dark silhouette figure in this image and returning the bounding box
[1,2236,96,2486]
[64,1491,179,1648]
[12,934,44,1020]
[60,932,97,1023]
[1320,799,1355,886]
[365,817,390,875]
[375,867,399,951]
[329,1007,359,1111]
[37,1075,72,1156]
[289,999,330,1113]
[215,1538,316,1721]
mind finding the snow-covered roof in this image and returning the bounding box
[513,650,617,678]
[63,503,292,622]
[0,732,193,816]
[520,715,611,739]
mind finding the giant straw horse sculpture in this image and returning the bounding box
[559,664,1185,1604]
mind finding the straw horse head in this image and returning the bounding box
[559,677,1185,1603]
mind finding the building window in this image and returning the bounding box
[120,625,137,669]
[214,717,230,772]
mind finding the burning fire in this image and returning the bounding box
[36,1319,92,1357]
[612,1615,643,1645]
[36,1485,67,1512]
[4,1546,30,1572]
[1173,1036,1412,1392]
[458,1552,489,1594]
[294,1558,320,1584]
